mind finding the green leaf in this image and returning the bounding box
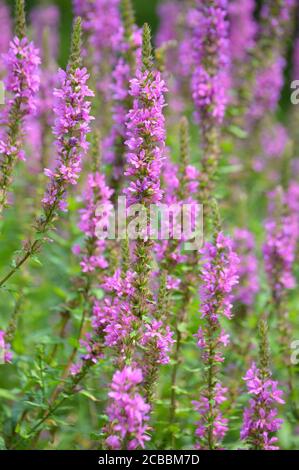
[79,390,98,402]
[0,388,17,400]
[227,125,248,139]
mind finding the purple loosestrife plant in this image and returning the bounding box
[228,0,256,62]
[42,68,93,213]
[76,162,113,274]
[73,0,123,126]
[104,366,151,450]
[232,228,259,308]
[241,321,285,450]
[263,189,298,308]
[249,56,285,124]
[92,268,137,363]
[194,211,239,449]
[124,24,167,319]
[27,6,60,172]
[30,4,60,59]
[66,136,114,376]
[0,0,40,214]
[103,0,142,195]
[0,17,93,289]
[191,0,229,209]
[191,0,229,124]
[235,0,295,125]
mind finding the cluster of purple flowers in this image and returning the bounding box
[191,0,230,123]
[103,27,142,173]
[124,68,167,207]
[140,320,174,366]
[263,189,298,302]
[105,366,150,450]
[199,233,239,322]
[0,1,11,71]
[1,0,299,452]
[30,5,60,59]
[249,57,285,123]
[194,233,239,448]
[228,0,256,62]
[193,383,229,447]
[241,363,284,450]
[75,172,113,273]
[43,67,94,212]
[233,229,259,307]
[0,36,40,161]
[92,269,136,354]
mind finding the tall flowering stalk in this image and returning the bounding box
[76,135,113,275]
[73,0,123,129]
[228,0,256,63]
[54,134,113,377]
[0,17,93,288]
[232,228,259,310]
[141,271,174,403]
[124,24,166,318]
[241,320,285,450]
[26,5,60,172]
[191,0,229,209]
[263,189,298,310]
[262,187,299,413]
[236,0,295,125]
[104,0,142,195]
[0,0,40,214]
[193,208,239,449]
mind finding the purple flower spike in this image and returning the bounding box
[104,366,151,450]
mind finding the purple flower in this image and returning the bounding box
[193,383,228,445]
[261,0,295,39]
[194,232,239,448]
[74,0,122,54]
[74,0,123,96]
[30,5,60,59]
[124,69,167,206]
[156,1,180,46]
[140,320,174,365]
[249,56,285,122]
[42,67,94,212]
[232,228,259,307]
[228,0,256,61]
[3,37,40,115]
[263,189,298,301]
[200,232,239,321]
[92,269,136,352]
[0,330,12,363]
[0,37,40,161]
[77,172,113,273]
[191,0,230,124]
[0,1,12,68]
[293,38,299,80]
[241,363,284,450]
[104,366,151,450]
[103,25,142,170]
